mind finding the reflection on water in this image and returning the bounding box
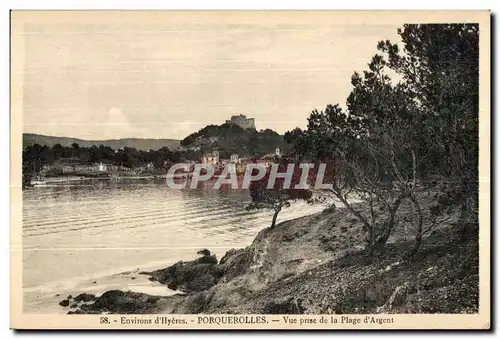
[22,179,326,289]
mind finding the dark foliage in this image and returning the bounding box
[246,156,313,228]
[284,24,479,256]
[181,123,288,159]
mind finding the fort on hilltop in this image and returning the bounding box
[225,114,256,129]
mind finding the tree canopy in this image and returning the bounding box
[284,24,479,255]
[181,123,288,159]
[246,156,313,228]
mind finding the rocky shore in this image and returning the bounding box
[60,198,479,315]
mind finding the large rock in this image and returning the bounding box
[143,255,223,293]
[66,290,183,314]
[58,299,69,307]
[377,283,410,312]
[74,293,97,302]
[219,249,241,265]
[89,290,159,313]
[197,249,211,256]
[219,248,255,282]
[262,297,305,314]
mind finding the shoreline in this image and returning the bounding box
[23,243,245,313]
[22,188,329,314]
[24,255,197,314]
[24,200,328,314]
[28,175,173,187]
[53,195,479,315]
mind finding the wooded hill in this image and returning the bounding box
[180,123,288,159]
[23,133,180,151]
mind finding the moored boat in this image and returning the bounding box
[30,180,47,186]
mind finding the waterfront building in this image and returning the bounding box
[201,150,219,165]
[230,153,240,163]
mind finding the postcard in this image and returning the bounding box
[10,10,490,330]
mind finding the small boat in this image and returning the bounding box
[30,180,47,186]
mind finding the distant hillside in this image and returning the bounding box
[23,133,180,151]
[179,123,288,158]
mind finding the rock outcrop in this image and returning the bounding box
[63,197,478,315]
[142,254,222,293]
[71,290,184,314]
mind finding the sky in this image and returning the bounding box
[19,12,402,140]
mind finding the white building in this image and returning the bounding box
[230,153,240,163]
[201,150,219,166]
[98,162,107,172]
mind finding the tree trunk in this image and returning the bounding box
[411,149,417,186]
[367,227,377,256]
[375,190,408,248]
[332,189,372,233]
[408,192,424,258]
[367,192,377,255]
[271,206,281,228]
[458,206,476,242]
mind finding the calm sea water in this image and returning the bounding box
[22,179,326,290]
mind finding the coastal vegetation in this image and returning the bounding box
[246,156,313,228]
[64,199,478,315]
[180,123,288,159]
[22,143,182,187]
[23,143,181,170]
[283,23,479,257]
